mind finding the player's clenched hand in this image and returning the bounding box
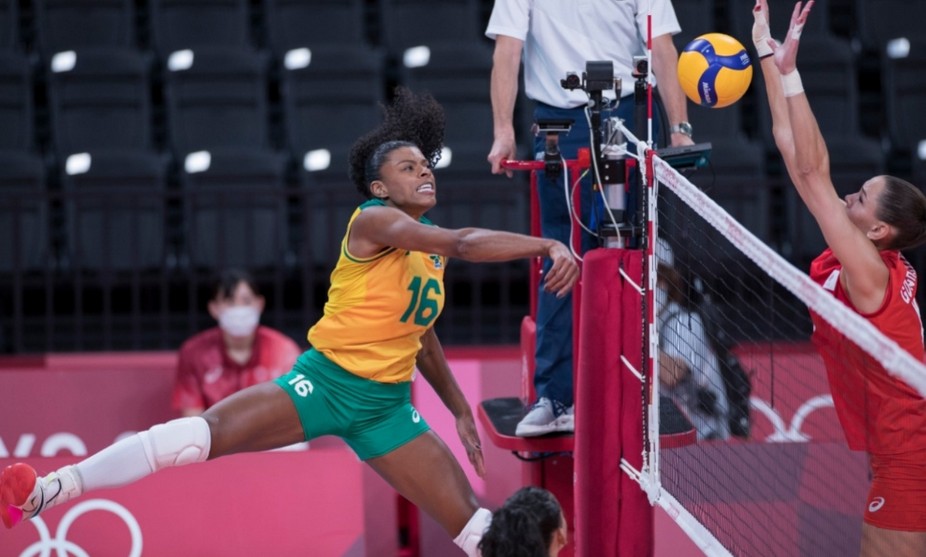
[456,413,486,479]
[543,242,580,298]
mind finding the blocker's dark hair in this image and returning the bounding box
[479,487,563,557]
[876,175,926,251]
[348,87,445,199]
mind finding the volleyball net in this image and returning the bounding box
[634,153,926,557]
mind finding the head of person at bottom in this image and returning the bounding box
[208,269,265,342]
[479,486,568,557]
[348,87,445,219]
[844,175,926,251]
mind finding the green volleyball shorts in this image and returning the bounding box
[274,349,430,460]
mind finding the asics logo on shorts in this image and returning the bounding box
[411,410,420,424]
[868,497,885,512]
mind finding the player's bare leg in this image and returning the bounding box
[1,382,303,528]
[366,431,489,556]
[861,524,926,557]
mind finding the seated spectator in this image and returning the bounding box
[657,240,730,441]
[479,486,568,557]
[172,269,302,416]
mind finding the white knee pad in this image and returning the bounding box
[138,417,212,472]
[453,508,492,557]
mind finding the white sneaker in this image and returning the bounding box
[553,405,575,433]
[1,464,82,529]
[516,398,571,437]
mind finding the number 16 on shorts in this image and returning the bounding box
[288,373,314,397]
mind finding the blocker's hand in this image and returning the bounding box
[456,413,486,479]
[752,0,774,58]
[543,241,580,298]
[767,1,814,75]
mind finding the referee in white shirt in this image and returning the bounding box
[486,0,695,436]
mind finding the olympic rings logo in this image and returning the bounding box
[18,499,143,557]
[751,394,835,442]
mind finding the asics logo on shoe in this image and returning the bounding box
[868,497,885,512]
[23,475,61,518]
[23,494,41,515]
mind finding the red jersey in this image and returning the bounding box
[810,248,926,456]
[172,326,302,411]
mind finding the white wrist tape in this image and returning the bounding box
[780,70,804,97]
[752,8,773,58]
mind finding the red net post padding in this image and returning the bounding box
[574,248,624,557]
[618,249,653,557]
[574,248,653,557]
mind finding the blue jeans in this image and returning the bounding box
[532,96,662,406]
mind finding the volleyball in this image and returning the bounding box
[677,33,753,108]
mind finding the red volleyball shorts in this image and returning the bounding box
[864,449,926,531]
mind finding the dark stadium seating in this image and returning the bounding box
[1,0,922,351]
[747,36,882,181]
[856,0,926,52]
[181,148,289,270]
[61,150,167,271]
[34,0,135,56]
[264,0,367,54]
[883,39,926,176]
[796,37,883,179]
[281,44,385,162]
[0,52,33,151]
[149,0,250,56]
[379,0,483,54]
[164,47,270,154]
[0,0,17,52]
[399,43,494,171]
[0,50,44,274]
[47,48,151,155]
[671,0,715,48]
[0,152,46,273]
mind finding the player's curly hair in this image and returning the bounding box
[478,487,563,557]
[348,87,445,199]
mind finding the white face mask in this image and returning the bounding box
[218,305,260,337]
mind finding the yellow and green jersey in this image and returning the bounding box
[308,199,446,383]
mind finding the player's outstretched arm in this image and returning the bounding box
[769,2,833,201]
[755,0,799,178]
[767,0,888,306]
[416,327,486,479]
[351,206,579,297]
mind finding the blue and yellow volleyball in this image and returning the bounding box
[677,33,753,108]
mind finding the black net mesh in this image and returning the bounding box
[649,161,926,557]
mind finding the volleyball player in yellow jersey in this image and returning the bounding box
[1,88,579,557]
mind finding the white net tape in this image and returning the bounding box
[652,155,926,398]
[640,155,926,557]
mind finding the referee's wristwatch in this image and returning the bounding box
[670,122,693,138]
